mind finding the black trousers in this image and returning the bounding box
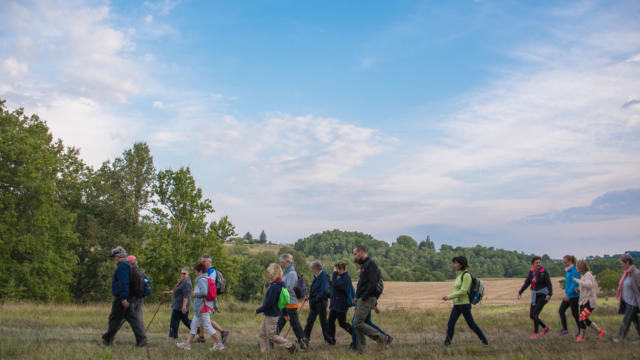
[327,310,352,343]
[559,297,580,332]
[276,307,306,341]
[102,298,147,345]
[445,304,488,344]
[304,299,331,343]
[169,309,192,338]
[530,293,548,333]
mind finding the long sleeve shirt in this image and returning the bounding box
[356,257,380,301]
[309,270,330,303]
[111,260,131,301]
[574,271,597,307]
[564,265,580,298]
[256,280,284,317]
[448,271,471,305]
[519,268,553,297]
[330,271,351,312]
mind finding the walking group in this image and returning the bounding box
[101,245,640,354]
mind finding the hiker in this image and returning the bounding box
[349,261,391,351]
[303,261,332,344]
[164,267,193,339]
[195,254,230,345]
[276,253,309,349]
[572,260,605,342]
[327,262,353,345]
[558,255,581,337]
[613,254,640,343]
[352,245,390,352]
[101,246,147,347]
[176,263,224,351]
[518,255,553,339]
[254,263,297,354]
[442,256,489,346]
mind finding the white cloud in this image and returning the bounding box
[2,57,28,77]
[144,0,181,16]
[145,15,153,24]
[152,100,165,108]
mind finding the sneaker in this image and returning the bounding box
[530,333,539,339]
[193,337,206,343]
[288,344,298,354]
[443,340,451,347]
[299,337,310,350]
[101,338,111,346]
[542,326,551,336]
[597,330,605,339]
[557,330,569,336]
[221,330,230,344]
[576,336,585,342]
[209,343,225,351]
[387,335,393,347]
[482,342,489,347]
[612,337,621,343]
[176,342,191,350]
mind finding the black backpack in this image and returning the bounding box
[294,274,307,299]
[464,272,484,305]
[128,263,151,299]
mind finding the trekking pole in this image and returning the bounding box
[145,296,165,333]
[284,298,307,338]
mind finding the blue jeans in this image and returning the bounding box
[349,311,389,349]
[445,304,488,344]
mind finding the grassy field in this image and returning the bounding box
[1,281,639,360]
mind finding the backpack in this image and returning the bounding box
[294,273,307,299]
[128,263,151,299]
[205,277,217,301]
[278,284,290,310]
[347,281,356,308]
[214,270,227,295]
[465,272,484,305]
[375,269,384,297]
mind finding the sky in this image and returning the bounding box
[1,0,639,258]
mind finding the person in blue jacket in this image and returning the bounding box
[101,246,147,347]
[327,262,353,344]
[254,263,296,354]
[558,255,581,337]
[303,261,332,344]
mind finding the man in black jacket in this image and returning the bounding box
[352,245,388,352]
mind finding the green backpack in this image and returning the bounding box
[277,285,290,310]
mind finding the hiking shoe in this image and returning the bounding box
[288,344,298,354]
[597,330,605,339]
[176,342,191,350]
[612,337,621,343]
[221,330,230,344]
[557,330,569,336]
[101,338,111,346]
[443,340,451,347]
[541,326,551,336]
[576,336,585,342]
[299,337,310,350]
[377,335,389,351]
[193,337,206,343]
[209,343,225,351]
[387,335,393,347]
[482,342,489,347]
[530,333,539,339]
[136,340,148,347]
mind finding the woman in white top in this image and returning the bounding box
[572,260,605,342]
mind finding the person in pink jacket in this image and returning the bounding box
[572,260,605,342]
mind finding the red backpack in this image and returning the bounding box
[206,277,217,301]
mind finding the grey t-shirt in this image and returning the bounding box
[172,278,192,311]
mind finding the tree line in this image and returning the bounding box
[0,101,626,303]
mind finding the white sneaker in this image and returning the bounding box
[209,343,225,351]
[176,342,191,350]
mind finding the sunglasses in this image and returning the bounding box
[181,272,188,275]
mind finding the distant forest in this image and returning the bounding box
[0,101,626,303]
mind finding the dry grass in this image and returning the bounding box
[1,281,638,359]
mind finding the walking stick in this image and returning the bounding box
[145,296,165,333]
[284,298,307,338]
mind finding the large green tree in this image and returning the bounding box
[0,101,77,301]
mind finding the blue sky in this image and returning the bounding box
[1,0,639,257]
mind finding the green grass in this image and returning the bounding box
[1,300,638,359]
